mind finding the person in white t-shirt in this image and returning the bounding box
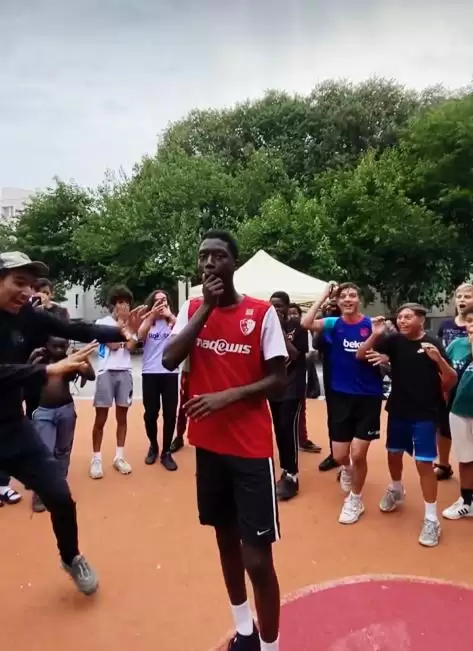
[138,289,179,471]
[90,286,138,479]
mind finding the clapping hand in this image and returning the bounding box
[365,350,389,367]
[28,347,48,364]
[371,316,386,336]
[420,342,442,363]
[119,305,149,338]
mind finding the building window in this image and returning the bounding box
[75,294,79,309]
[1,205,14,219]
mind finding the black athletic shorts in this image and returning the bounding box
[438,403,451,440]
[330,391,382,444]
[195,447,280,547]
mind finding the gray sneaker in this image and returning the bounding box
[379,486,404,513]
[62,555,99,595]
[418,519,441,547]
[32,493,47,513]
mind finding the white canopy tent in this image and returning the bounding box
[188,249,328,305]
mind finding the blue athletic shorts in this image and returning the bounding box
[386,416,437,462]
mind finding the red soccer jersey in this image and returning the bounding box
[173,295,287,458]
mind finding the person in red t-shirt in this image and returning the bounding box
[163,231,287,651]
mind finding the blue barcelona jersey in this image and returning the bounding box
[323,316,383,397]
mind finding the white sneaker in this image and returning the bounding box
[379,486,405,513]
[89,457,103,480]
[339,466,352,493]
[418,518,441,547]
[442,497,473,520]
[113,457,132,475]
[339,495,365,524]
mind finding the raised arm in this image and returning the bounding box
[31,307,127,344]
[301,283,334,332]
[0,364,48,390]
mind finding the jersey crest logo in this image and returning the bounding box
[240,318,256,336]
[360,327,370,338]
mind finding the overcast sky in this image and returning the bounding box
[1,0,472,190]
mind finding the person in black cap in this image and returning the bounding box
[0,251,143,594]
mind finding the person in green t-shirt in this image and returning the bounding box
[443,304,473,520]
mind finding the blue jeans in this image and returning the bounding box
[33,403,77,479]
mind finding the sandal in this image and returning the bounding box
[0,488,22,505]
[434,464,453,481]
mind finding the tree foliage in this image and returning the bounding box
[6,78,472,310]
[14,180,97,286]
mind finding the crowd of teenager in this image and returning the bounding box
[1,236,473,651]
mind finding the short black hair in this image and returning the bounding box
[34,277,53,292]
[336,282,361,297]
[289,302,302,316]
[201,230,239,261]
[107,284,133,308]
[270,291,290,306]
[397,302,427,318]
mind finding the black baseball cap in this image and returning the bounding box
[0,251,49,277]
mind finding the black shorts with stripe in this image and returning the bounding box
[195,447,280,547]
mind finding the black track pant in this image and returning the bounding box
[142,373,179,454]
[269,399,302,476]
[0,417,79,564]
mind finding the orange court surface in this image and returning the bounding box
[2,399,473,651]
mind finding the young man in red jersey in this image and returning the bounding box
[163,231,287,651]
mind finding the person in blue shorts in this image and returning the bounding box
[357,304,457,547]
[302,282,383,525]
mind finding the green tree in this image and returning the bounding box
[0,220,17,251]
[14,179,97,286]
[401,92,473,283]
[313,150,455,311]
[162,79,433,188]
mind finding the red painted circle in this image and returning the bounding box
[214,576,473,650]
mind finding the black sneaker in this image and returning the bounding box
[160,452,178,472]
[276,472,299,501]
[170,435,184,453]
[319,454,339,472]
[299,440,322,453]
[62,554,98,596]
[145,445,159,465]
[227,625,261,650]
[32,493,47,513]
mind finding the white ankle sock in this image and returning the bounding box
[0,485,10,495]
[92,452,102,462]
[115,447,124,460]
[390,481,403,493]
[230,601,253,636]
[286,472,298,482]
[260,636,279,651]
[424,501,438,522]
